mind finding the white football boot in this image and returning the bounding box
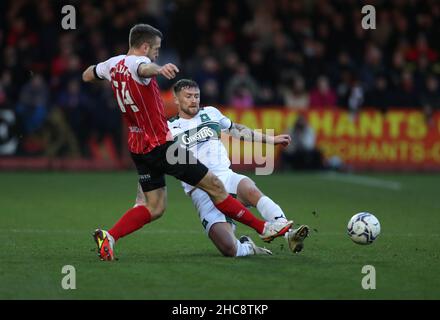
[239,236,272,255]
[285,225,309,253]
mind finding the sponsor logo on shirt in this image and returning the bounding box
[181,126,215,145]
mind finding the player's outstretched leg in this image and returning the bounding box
[93,188,166,261]
[93,205,152,261]
[196,171,292,241]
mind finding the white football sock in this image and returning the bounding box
[235,239,253,257]
[256,196,287,222]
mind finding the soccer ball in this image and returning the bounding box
[347,212,381,245]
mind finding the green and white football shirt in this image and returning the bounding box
[168,106,233,193]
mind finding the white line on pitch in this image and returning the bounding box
[320,172,402,191]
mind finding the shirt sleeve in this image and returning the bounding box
[208,107,232,131]
[129,56,152,85]
[94,58,113,81]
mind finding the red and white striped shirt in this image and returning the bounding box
[96,55,172,154]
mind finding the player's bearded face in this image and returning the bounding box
[177,88,200,116]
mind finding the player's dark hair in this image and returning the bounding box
[129,24,163,48]
[173,79,199,94]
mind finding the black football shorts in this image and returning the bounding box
[131,141,209,192]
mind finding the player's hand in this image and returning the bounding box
[274,134,291,146]
[158,63,179,80]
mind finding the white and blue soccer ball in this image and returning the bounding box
[347,212,381,245]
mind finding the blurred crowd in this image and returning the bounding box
[1,0,440,157]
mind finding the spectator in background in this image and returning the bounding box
[3,46,29,101]
[210,25,236,63]
[336,69,353,107]
[371,10,393,48]
[413,54,434,91]
[303,36,329,84]
[194,56,221,95]
[57,79,90,155]
[281,114,323,170]
[338,73,365,114]
[89,83,123,157]
[225,63,258,107]
[247,47,266,85]
[184,45,210,80]
[328,51,355,85]
[281,76,310,110]
[364,75,394,113]
[15,74,49,134]
[59,55,82,89]
[41,107,81,158]
[229,85,254,109]
[219,51,240,82]
[394,71,421,108]
[257,84,283,106]
[389,49,408,89]
[201,79,221,106]
[309,76,337,108]
[347,79,365,115]
[51,34,76,80]
[359,45,385,91]
[405,33,438,63]
[6,18,38,48]
[0,71,13,110]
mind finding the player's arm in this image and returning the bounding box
[227,122,291,146]
[82,65,103,82]
[137,63,179,80]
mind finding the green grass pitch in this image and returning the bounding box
[0,171,439,299]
